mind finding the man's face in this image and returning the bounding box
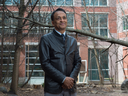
[52,11,67,33]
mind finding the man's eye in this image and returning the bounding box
[63,17,67,19]
[56,17,60,20]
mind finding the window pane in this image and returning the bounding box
[89,14,93,26]
[57,0,64,5]
[3,72,12,77]
[99,0,107,5]
[82,14,88,27]
[93,29,98,35]
[26,45,38,51]
[100,14,107,27]
[30,27,38,33]
[100,49,108,69]
[88,49,98,69]
[3,64,13,70]
[0,28,11,34]
[13,0,20,4]
[82,0,89,6]
[26,52,38,57]
[2,59,14,64]
[102,70,109,78]
[79,73,86,82]
[40,0,47,5]
[26,65,42,70]
[29,0,37,5]
[0,52,14,57]
[100,29,107,37]
[33,13,39,22]
[0,13,11,26]
[88,48,109,80]
[91,0,98,6]
[82,14,108,37]
[40,13,51,24]
[123,18,128,30]
[65,0,73,5]
[67,13,73,27]
[12,12,18,26]
[80,61,86,71]
[5,0,12,4]
[26,71,44,77]
[26,59,40,64]
[89,70,99,80]
[49,0,55,5]
[2,45,15,51]
[93,15,98,27]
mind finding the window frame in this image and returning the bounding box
[0,43,15,77]
[88,48,109,81]
[81,0,108,7]
[29,12,74,34]
[29,0,74,6]
[0,0,20,5]
[81,13,108,38]
[0,12,18,34]
[29,12,52,34]
[123,16,128,31]
[25,42,44,78]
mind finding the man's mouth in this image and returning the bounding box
[60,23,65,25]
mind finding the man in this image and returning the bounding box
[39,8,81,96]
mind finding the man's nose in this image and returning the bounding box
[60,18,64,21]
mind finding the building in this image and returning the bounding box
[117,0,128,83]
[1,0,125,85]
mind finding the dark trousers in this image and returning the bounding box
[44,89,76,96]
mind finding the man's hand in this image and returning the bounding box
[62,77,74,89]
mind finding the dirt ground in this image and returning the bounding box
[0,84,128,96]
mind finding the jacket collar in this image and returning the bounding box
[53,29,67,38]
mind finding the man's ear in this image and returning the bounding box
[52,21,54,26]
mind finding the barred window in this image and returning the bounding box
[82,13,108,37]
[82,0,107,6]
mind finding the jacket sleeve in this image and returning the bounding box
[70,40,82,81]
[39,36,66,84]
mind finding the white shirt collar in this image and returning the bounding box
[55,29,66,36]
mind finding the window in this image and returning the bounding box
[30,12,74,34]
[0,44,15,78]
[30,12,52,34]
[78,60,87,83]
[82,0,107,6]
[0,12,18,34]
[26,44,44,77]
[82,13,108,37]
[30,0,73,6]
[0,0,20,5]
[123,17,128,31]
[67,13,74,28]
[88,48,109,80]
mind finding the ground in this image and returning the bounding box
[0,84,128,96]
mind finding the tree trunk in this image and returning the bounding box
[0,3,5,83]
[83,1,103,84]
[10,0,25,94]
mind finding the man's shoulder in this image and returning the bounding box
[41,31,53,39]
[67,35,76,41]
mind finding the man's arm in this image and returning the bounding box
[70,41,82,81]
[62,40,82,89]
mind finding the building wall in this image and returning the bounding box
[0,0,118,84]
[117,0,128,83]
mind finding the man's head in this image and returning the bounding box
[51,8,67,33]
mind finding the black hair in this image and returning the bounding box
[51,8,67,21]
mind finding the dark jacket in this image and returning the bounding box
[39,29,81,94]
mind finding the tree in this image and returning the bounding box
[0,0,128,94]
